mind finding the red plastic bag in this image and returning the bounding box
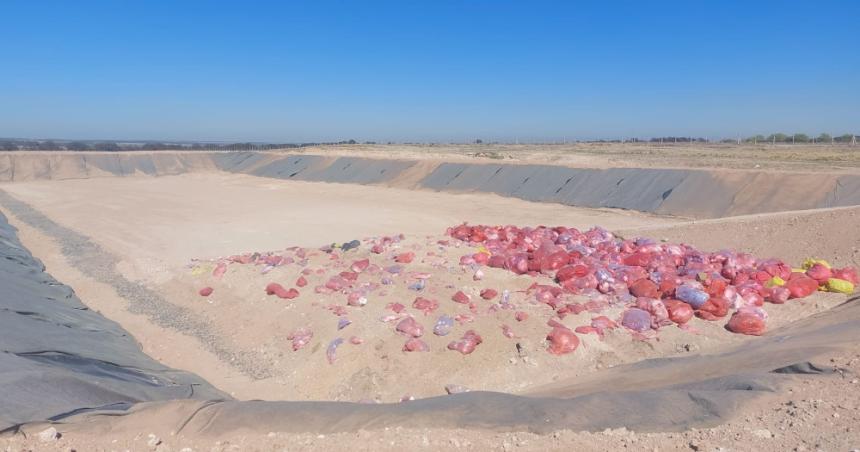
[480,289,498,300]
[556,264,589,283]
[629,279,659,298]
[395,252,415,264]
[664,299,693,324]
[473,252,490,265]
[386,302,405,313]
[726,311,766,336]
[452,291,471,304]
[659,278,678,298]
[488,255,506,268]
[546,327,579,355]
[785,275,818,298]
[696,297,729,321]
[265,283,299,299]
[623,252,653,267]
[198,287,214,297]
[339,271,359,282]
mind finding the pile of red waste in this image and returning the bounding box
[448,224,857,346]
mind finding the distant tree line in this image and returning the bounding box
[0,139,366,151]
[648,137,709,143]
[740,133,856,144]
[1,135,856,151]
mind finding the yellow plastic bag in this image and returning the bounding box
[802,258,831,270]
[764,276,785,288]
[191,263,213,276]
[826,278,855,294]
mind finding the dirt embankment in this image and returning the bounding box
[2,149,860,219]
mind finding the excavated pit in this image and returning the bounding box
[1,150,858,447]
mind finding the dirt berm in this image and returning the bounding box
[1,151,859,218]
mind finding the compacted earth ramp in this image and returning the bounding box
[0,211,227,431]
[1,151,860,218]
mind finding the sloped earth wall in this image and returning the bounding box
[0,210,227,431]
[2,151,860,218]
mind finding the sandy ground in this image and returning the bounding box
[0,171,858,451]
[0,172,671,276]
[0,173,674,400]
[287,142,860,173]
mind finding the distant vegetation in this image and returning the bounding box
[0,139,363,151]
[748,133,856,144]
[0,135,856,151]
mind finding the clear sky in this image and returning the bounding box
[1,1,857,142]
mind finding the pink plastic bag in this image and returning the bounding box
[403,338,430,352]
[287,327,313,351]
[351,258,370,273]
[296,276,308,287]
[412,297,439,314]
[447,330,483,354]
[396,317,424,337]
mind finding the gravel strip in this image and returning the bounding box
[0,189,273,380]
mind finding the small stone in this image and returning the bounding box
[147,433,162,448]
[445,384,470,394]
[752,429,773,439]
[38,426,59,442]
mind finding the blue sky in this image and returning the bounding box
[1,1,857,142]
